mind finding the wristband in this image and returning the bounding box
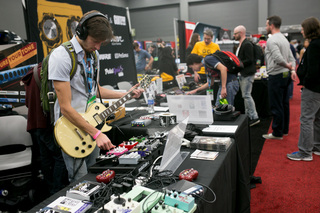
[93,130,101,140]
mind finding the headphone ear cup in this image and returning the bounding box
[76,12,106,40]
[76,24,87,40]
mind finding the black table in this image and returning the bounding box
[28,113,250,213]
[28,140,249,213]
[104,112,251,213]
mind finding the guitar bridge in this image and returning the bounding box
[75,128,84,140]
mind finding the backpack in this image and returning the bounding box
[205,50,244,75]
[32,41,97,123]
[250,41,265,69]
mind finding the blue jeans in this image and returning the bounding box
[267,73,291,137]
[298,88,320,156]
[215,79,239,106]
[30,128,69,194]
[61,145,100,182]
[239,75,259,120]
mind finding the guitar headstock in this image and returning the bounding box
[138,74,152,90]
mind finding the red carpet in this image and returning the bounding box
[251,85,320,212]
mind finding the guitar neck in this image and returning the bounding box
[99,90,135,121]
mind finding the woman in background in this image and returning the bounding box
[186,33,200,57]
[299,39,310,62]
[287,17,320,161]
[185,33,201,76]
[159,46,179,90]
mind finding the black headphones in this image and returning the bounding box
[75,12,107,40]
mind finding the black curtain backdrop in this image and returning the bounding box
[24,0,137,87]
[178,20,186,63]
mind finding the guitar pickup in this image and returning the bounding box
[93,113,103,124]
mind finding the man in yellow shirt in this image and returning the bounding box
[191,29,220,83]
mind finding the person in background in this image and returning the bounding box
[186,53,239,106]
[133,42,154,75]
[191,29,220,83]
[287,17,320,161]
[258,34,267,52]
[299,39,310,62]
[159,46,179,89]
[186,33,201,75]
[288,40,298,99]
[262,15,296,140]
[49,11,144,182]
[233,25,260,127]
[186,33,200,58]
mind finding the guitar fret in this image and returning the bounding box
[102,111,107,119]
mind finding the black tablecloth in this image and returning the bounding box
[212,79,271,118]
[27,113,250,213]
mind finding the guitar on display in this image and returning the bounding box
[54,75,151,158]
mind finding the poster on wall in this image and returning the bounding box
[0,43,37,107]
[24,0,137,87]
[178,20,220,63]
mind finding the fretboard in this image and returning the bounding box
[99,90,134,121]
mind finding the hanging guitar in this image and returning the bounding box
[54,75,151,158]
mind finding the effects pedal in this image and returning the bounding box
[96,169,115,184]
[139,138,161,151]
[179,168,199,181]
[129,136,147,143]
[119,152,141,165]
[119,141,139,150]
[151,202,185,213]
[107,147,128,156]
[129,146,149,157]
[95,195,141,213]
[164,190,195,212]
[165,179,204,197]
[66,181,104,201]
[96,153,118,166]
[131,119,152,127]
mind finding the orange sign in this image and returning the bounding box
[0,58,9,70]
[6,42,37,68]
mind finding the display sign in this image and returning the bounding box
[24,0,137,88]
[0,43,37,107]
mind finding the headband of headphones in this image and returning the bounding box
[76,12,107,40]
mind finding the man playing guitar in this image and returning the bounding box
[49,10,143,182]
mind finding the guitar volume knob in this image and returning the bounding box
[82,141,86,145]
[88,145,92,149]
[75,147,79,150]
[81,150,85,153]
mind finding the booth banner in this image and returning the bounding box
[185,21,196,49]
[219,28,232,41]
[24,0,137,87]
[0,43,37,107]
[193,23,221,43]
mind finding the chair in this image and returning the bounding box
[117,81,132,91]
[0,115,36,211]
[0,115,33,171]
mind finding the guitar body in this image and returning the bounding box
[55,103,112,158]
[54,75,152,159]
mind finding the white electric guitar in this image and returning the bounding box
[54,75,151,158]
